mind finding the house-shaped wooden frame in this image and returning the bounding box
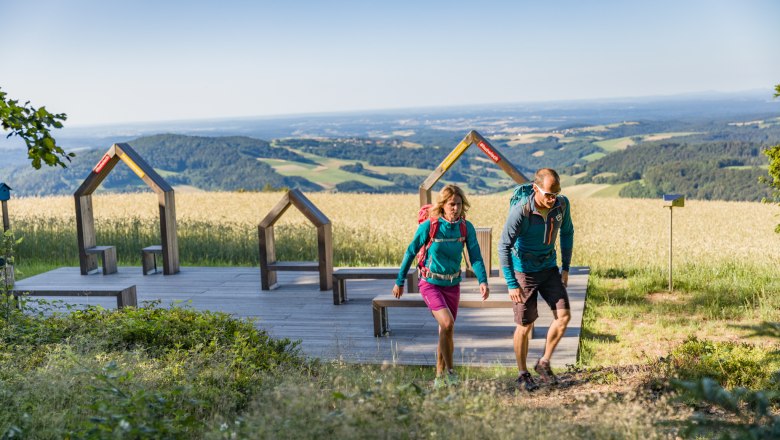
[419,130,529,205]
[74,143,180,275]
[258,189,333,291]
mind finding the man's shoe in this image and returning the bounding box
[534,358,558,385]
[515,372,539,392]
[446,370,460,386]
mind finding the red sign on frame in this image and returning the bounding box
[477,141,501,163]
[93,154,112,173]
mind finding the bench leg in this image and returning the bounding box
[339,279,347,304]
[102,248,117,275]
[373,304,389,337]
[117,286,138,309]
[142,252,157,275]
[407,271,419,293]
[333,277,344,306]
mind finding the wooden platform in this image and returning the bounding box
[11,266,589,368]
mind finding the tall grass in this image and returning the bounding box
[8,191,780,272]
[4,191,780,437]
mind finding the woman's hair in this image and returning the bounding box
[429,184,470,219]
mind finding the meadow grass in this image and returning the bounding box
[3,191,780,437]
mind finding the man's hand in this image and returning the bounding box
[561,270,569,288]
[392,284,404,298]
[480,283,490,301]
[508,287,522,303]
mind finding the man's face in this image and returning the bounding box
[533,176,561,209]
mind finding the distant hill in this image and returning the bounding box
[569,121,780,202]
[2,134,323,196]
[2,93,779,201]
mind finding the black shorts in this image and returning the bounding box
[512,267,570,325]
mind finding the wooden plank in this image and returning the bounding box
[268,262,320,271]
[289,189,330,226]
[75,194,98,275]
[159,190,179,274]
[258,192,291,228]
[11,266,588,367]
[11,285,137,309]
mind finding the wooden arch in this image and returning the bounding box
[258,189,333,291]
[75,143,179,275]
[419,130,529,205]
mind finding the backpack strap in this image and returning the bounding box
[417,218,440,277]
[417,217,468,278]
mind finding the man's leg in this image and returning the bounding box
[535,268,572,383]
[513,323,532,371]
[542,309,571,360]
[431,308,455,375]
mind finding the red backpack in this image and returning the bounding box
[416,204,467,278]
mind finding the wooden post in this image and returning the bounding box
[159,190,180,274]
[668,206,673,292]
[75,194,98,274]
[464,227,492,277]
[317,223,333,291]
[258,225,277,290]
[1,201,8,232]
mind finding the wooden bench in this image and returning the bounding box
[267,261,320,272]
[142,245,163,275]
[331,267,418,305]
[10,285,138,309]
[85,245,117,275]
[372,293,547,337]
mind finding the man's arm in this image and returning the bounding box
[559,196,574,286]
[498,204,525,289]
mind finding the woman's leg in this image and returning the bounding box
[431,307,455,375]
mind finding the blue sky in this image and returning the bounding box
[1,0,778,125]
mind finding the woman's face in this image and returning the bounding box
[443,194,462,220]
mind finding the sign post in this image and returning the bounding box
[662,194,685,291]
[0,183,11,232]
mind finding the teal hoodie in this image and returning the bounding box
[396,218,488,287]
[497,191,574,289]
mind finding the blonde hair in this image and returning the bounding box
[429,184,470,219]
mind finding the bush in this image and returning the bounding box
[665,336,778,390]
[0,300,306,437]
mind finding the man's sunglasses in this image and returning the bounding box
[534,184,561,199]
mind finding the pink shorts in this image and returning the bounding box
[419,280,461,320]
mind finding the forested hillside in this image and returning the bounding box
[3,134,322,196]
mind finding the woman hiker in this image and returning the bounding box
[393,184,490,388]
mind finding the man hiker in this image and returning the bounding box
[498,168,574,391]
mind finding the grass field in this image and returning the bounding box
[3,190,779,437]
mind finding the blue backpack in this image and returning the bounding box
[508,182,567,236]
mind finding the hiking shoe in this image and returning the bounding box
[534,358,558,385]
[515,372,539,392]
[434,376,447,390]
[446,370,460,386]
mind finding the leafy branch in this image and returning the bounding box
[0,87,73,169]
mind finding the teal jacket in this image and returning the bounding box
[498,194,574,289]
[396,218,488,287]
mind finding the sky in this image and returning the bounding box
[1,0,778,126]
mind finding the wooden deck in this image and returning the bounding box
[11,266,589,368]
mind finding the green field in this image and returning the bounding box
[259,157,394,189]
[590,182,628,197]
[594,136,636,152]
[594,132,699,153]
[582,151,606,162]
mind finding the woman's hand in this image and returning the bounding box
[392,284,404,298]
[480,283,490,301]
